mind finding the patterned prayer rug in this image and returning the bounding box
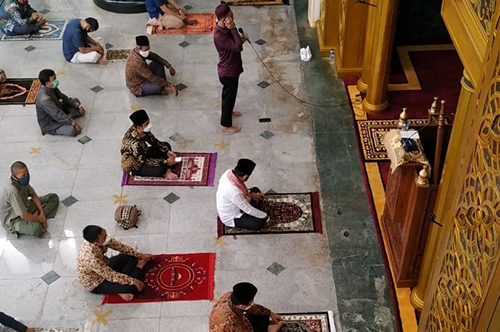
[227,0,287,5]
[357,118,429,161]
[0,19,69,41]
[102,253,215,304]
[217,192,322,236]
[147,13,215,35]
[278,312,335,332]
[0,78,41,105]
[106,49,131,61]
[121,152,217,187]
[35,329,79,332]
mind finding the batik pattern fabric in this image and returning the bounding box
[120,126,172,173]
[0,0,36,33]
[209,292,271,332]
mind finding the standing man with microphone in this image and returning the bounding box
[213,1,249,134]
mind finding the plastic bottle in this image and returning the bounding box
[329,49,335,64]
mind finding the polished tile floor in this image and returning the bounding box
[0,0,342,331]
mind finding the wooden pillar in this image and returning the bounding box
[316,0,340,57]
[361,0,400,112]
[410,70,475,311]
[357,2,379,93]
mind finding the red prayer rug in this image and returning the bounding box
[102,253,216,304]
[148,13,215,35]
[121,152,217,187]
[0,78,41,105]
[217,192,323,237]
[279,312,334,332]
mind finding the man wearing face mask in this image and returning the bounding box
[62,17,107,65]
[121,109,179,179]
[35,69,85,137]
[209,282,285,332]
[125,35,179,97]
[76,225,153,301]
[0,161,59,237]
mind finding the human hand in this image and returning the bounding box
[171,84,179,97]
[168,66,176,76]
[270,312,283,322]
[133,279,145,292]
[73,122,82,135]
[138,253,154,261]
[79,105,86,117]
[224,17,236,30]
[95,44,104,55]
[250,192,265,201]
[178,9,186,20]
[26,328,35,332]
[241,32,249,43]
[167,151,177,159]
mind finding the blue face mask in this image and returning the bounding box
[18,174,30,186]
[52,79,59,89]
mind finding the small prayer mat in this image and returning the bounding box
[121,152,217,187]
[147,13,215,35]
[105,49,131,61]
[0,78,41,105]
[278,312,335,332]
[102,253,216,304]
[217,192,322,237]
[227,0,287,5]
[0,19,69,41]
[357,118,429,161]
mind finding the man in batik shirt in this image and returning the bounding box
[0,0,45,36]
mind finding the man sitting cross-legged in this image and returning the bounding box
[209,282,286,332]
[0,161,59,237]
[62,17,107,65]
[125,35,179,97]
[77,225,153,301]
[216,158,269,231]
[145,0,187,29]
[36,69,85,137]
[121,109,179,179]
[0,0,46,37]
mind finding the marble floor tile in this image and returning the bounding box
[0,278,48,320]
[63,200,118,238]
[52,237,83,277]
[159,315,208,332]
[97,318,160,332]
[160,301,212,318]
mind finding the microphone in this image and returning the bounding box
[238,28,251,43]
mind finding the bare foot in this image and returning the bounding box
[97,57,108,66]
[79,106,86,117]
[232,111,242,117]
[165,169,179,180]
[136,259,148,269]
[118,293,134,301]
[221,126,241,133]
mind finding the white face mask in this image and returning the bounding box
[143,123,152,132]
[102,235,112,246]
[139,50,150,58]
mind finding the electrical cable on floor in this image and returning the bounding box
[248,40,352,109]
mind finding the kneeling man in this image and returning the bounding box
[0,161,59,237]
[216,159,268,230]
[209,282,285,332]
[145,0,186,29]
[77,225,153,301]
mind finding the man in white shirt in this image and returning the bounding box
[216,159,269,230]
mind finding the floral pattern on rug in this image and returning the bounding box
[279,312,333,332]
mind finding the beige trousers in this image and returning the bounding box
[161,14,185,29]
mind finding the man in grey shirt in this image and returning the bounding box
[35,68,85,136]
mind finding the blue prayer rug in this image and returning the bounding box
[0,19,69,41]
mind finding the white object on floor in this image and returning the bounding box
[300,46,312,62]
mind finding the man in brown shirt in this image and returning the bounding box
[209,282,285,332]
[76,225,153,301]
[125,35,179,97]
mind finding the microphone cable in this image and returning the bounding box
[243,34,351,109]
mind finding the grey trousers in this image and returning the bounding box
[141,61,167,96]
[47,99,81,137]
[6,23,40,36]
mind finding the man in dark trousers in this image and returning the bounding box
[0,311,34,332]
[213,2,249,134]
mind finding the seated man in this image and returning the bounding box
[0,0,46,36]
[145,0,186,29]
[125,35,178,97]
[36,69,85,137]
[216,159,268,230]
[0,68,8,97]
[77,225,153,301]
[0,161,59,237]
[209,282,285,332]
[121,109,179,179]
[62,17,107,65]
[0,311,35,332]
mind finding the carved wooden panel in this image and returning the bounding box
[467,0,497,34]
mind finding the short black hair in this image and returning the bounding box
[38,69,55,85]
[10,161,27,175]
[83,225,103,243]
[85,17,99,31]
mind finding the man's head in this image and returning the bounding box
[10,161,30,186]
[83,225,110,246]
[38,69,59,89]
[81,17,99,32]
[233,159,256,182]
[18,0,29,6]
[129,109,151,133]
[231,282,258,310]
[135,35,150,52]
[215,1,232,21]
